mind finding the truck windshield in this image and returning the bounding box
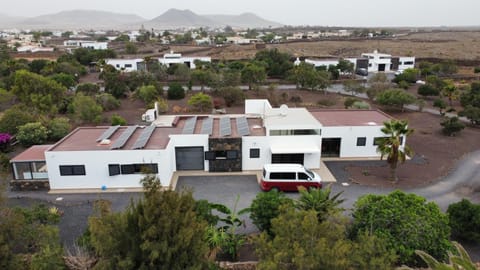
[305,169,314,179]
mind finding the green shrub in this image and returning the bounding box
[187,93,212,112]
[95,93,120,111]
[76,83,100,95]
[344,97,358,108]
[398,80,410,89]
[137,85,159,104]
[474,67,480,73]
[418,84,440,97]
[351,101,371,109]
[17,122,49,147]
[0,106,35,135]
[48,117,71,141]
[440,116,465,136]
[216,87,245,107]
[72,93,103,124]
[167,82,185,100]
[447,199,480,243]
[350,190,451,266]
[111,114,127,126]
[249,190,293,235]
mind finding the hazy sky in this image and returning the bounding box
[4,0,480,27]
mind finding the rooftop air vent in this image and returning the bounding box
[99,139,111,145]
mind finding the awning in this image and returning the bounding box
[270,143,320,154]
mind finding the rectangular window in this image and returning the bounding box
[356,137,366,146]
[399,136,404,145]
[124,64,133,68]
[269,172,296,180]
[403,61,414,65]
[226,150,238,160]
[269,129,321,136]
[121,163,158,174]
[108,164,120,176]
[205,151,216,160]
[59,165,85,176]
[250,148,260,158]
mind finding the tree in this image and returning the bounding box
[100,69,129,98]
[76,83,100,95]
[0,105,35,135]
[367,73,391,100]
[187,93,212,112]
[50,73,76,89]
[350,191,451,266]
[191,69,215,91]
[442,79,458,106]
[417,84,440,97]
[337,59,354,75]
[393,68,419,84]
[136,84,159,104]
[215,86,245,107]
[459,105,480,125]
[249,189,293,235]
[88,176,209,269]
[167,82,185,100]
[125,42,137,54]
[375,89,416,111]
[254,49,293,78]
[344,79,365,96]
[447,199,480,243]
[376,119,413,182]
[433,98,447,116]
[295,186,345,222]
[71,93,103,124]
[440,116,465,136]
[16,122,48,147]
[12,70,66,114]
[289,62,330,91]
[241,62,267,90]
[255,206,396,270]
[96,93,120,111]
[48,117,71,141]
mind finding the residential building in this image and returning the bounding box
[11,100,400,191]
[158,52,211,69]
[63,40,108,50]
[105,58,145,72]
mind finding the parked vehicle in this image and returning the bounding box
[260,164,322,192]
[356,68,368,76]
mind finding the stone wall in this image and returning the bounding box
[209,138,242,172]
[10,180,50,191]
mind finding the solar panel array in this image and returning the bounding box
[236,116,250,136]
[182,116,197,134]
[132,125,156,149]
[200,117,213,135]
[219,117,231,137]
[110,126,138,149]
[96,125,120,142]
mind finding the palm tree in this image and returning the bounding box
[377,120,414,182]
[295,185,345,222]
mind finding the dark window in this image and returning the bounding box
[399,136,404,145]
[269,172,296,180]
[205,151,216,160]
[121,163,158,174]
[59,165,85,176]
[109,164,120,176]
[403,61,414,65]
[250,148,260,158]
[373,137,388,146]
[356,137,367,146]
[298,172,309,180]
[226,150,238,160]
[124,64,132,68]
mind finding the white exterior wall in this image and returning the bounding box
[106,59,143,72]
[45,149,169,190]
[81,42,108,50]
[305,59,339,68]
[322,126,401,158]
[398,56,415,70]
[158,56,211,69]
[242,135,321,170]
[245,99,271,115]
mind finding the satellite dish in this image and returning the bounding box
[279,104,289,116]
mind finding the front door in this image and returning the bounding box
[321,138,341,157]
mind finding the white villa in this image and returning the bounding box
[158,52,211,69]
[11,100,401,191]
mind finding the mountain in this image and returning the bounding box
[144,9,218,29]
[0,14,25,28]
[17,10,146,30]
[205,12,283,28]
[142,9,283,29]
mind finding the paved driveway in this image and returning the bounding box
[176,175,265,234]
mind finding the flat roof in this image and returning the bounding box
[11,145,53,162]
[265,107,322,129]
[310,110,393,127]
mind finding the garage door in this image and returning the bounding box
[175,147,204,170]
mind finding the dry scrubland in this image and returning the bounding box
[167,31,480,60]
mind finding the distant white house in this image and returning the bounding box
[63,40,108,50]
[397,56,416,71]
[226,37,261,45]
[361,50,393,72]
[16,46,55,53]
[158,52,211,69]
[105,58,145,72]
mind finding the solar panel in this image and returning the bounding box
[200,117,213,135]
[219,117,231,137]
[96,125,120,142]
[182,116,197,134]
[110,126,138,149]
[132,125,156,149]
[236,116,250,136]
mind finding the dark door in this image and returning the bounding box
[321,138,341,157]
[175,147,204,170]
[378,64,386,72]
[271,153,304,164]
